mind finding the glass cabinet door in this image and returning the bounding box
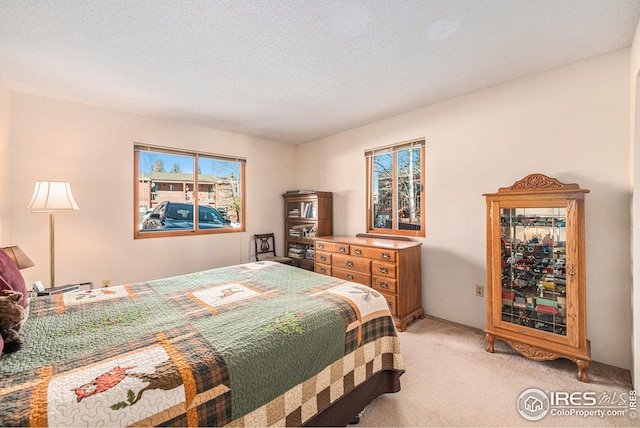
[499,207,567,336]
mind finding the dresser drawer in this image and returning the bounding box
[316,241,349,255]
[378,291,397,316]
[332,267,371,286]
[351,245,397,263]
[315,263,331,276]
[315,251,332,265]
[332,254,371,273]
[371,261,396,279]
[372,276,397,294]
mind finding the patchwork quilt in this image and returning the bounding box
[0,261,404,427]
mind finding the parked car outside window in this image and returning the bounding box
[141,201,240,231]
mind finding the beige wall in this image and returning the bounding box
[297,50,632,369]
[630,19,640,387]
[7,93,296,287]
[3,49,634,371]
[0,85,10,245]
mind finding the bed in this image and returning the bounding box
[0,260,404,427]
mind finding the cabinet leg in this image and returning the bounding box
[485,333,495,353]
[576,360,590,383]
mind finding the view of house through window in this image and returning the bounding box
[366,139,425,237]
[134,144,245,238]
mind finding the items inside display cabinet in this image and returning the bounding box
[500,207,567,336]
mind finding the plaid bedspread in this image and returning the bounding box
[0,261,404,427]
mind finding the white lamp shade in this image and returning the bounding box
[28,181,79,212]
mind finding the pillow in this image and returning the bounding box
[0,249,28,309]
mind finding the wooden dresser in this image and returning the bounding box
[314,235,424,331]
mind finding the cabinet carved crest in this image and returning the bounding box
[499,173,579,193]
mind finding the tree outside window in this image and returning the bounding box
[366,139,425,237]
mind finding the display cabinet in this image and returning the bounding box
[483,174,590,382]
[283,191,333,270]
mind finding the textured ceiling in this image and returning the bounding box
[1,0,639,144]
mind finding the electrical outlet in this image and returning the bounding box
[102,279,111,288]
[475,284,484,297]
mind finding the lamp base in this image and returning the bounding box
[32,281,45,292]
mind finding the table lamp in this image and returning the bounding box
[1,245,35,269]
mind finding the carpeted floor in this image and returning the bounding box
[359,316,638,427]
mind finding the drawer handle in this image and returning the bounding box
[378,267,388,274]
[339,246,346,253]
[387,302,392,309]
[320,256,327,261]
[347,274,354,280]
[379,281,389,289]
[381,252,391,260]
[354,248,362,255]
[347,260,354,267]
[318,243,324,249]
[320,268,326,274]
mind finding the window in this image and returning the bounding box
[366,139,425,237]
[134,144,245,238]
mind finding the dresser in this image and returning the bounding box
[314,235,424,331]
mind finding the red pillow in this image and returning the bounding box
[0,249,28,309]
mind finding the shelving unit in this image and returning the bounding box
[484,174,590,382]
[283,191,333,270]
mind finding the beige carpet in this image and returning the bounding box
[359,316,638,427]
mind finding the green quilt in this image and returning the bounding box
[0,261,403,427]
